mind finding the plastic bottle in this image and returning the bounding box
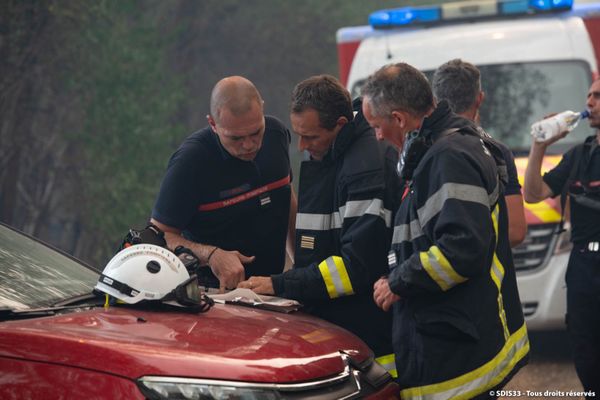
[530,110,590,143]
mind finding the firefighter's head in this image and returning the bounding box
[361,63,434,149]
[290,75,353,161]
[207,76,266,162]
[586,79,600,131]
[432,59,485,124]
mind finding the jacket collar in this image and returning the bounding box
[323,98,370,163]
[419,100,479,143]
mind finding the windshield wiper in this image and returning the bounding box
[0,294,104,321]
[0,305,90,321]
[53,292,101,307]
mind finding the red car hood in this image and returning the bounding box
[0,304,371,383]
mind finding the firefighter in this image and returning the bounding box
[524,79,600,399]
[150,76,296,291]
[362,63,529,399]
[432,58,526,247]
[239,75,400,374]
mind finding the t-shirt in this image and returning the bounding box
[152,116,292,281]
[543,136,600,244]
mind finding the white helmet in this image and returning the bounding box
[95,244,197,305]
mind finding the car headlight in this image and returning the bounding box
[137,376,282,400]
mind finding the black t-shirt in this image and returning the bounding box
[543,136,600,244]
[500,144,521,196]
[152,116,292,279]
[477,127,521,196]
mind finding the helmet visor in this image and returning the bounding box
[167,275,202,307]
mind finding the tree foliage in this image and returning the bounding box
[1,0,442,266]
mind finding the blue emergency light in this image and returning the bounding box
[529,0,573,11]
[369,0,574,28]
[368,6,440,27]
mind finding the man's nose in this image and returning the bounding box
[587,98,595,110]
[242,137,256,150]
[298,137,308,151]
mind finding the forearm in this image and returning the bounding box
[163,232,217,265]
[506,194,526,247]
[524,142,552,203]
[150,218,216,264]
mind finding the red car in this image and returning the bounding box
[0,223,399,399]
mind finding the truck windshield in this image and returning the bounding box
[352,60,593,155]
[455,60,593,155]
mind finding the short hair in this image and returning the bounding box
[290,75,353,130]
[432,59,481,114]
[210,76,263,123]
[361,63,433,118]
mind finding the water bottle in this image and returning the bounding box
[530,110,590,143]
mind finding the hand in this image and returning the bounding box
[238,276,275,295]
[533,128,569,147]
[208,249,255,292]
[373,278,400,312]
[534,112,569,147]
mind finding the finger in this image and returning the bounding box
[219,283,226,294]
[238,254,256,264]
[237,280,250,289]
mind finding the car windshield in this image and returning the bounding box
[0,224,98,310]
[352,60,593,155]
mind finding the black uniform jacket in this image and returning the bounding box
[272,99,401,360]
[388,102,529,399]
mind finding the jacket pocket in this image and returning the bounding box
[415,309,480,343]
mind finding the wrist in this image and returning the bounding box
[206,246,219,265]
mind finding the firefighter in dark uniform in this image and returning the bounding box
[239,75,400,375]
[524,79,600,399]
[151,76,296,291]
[362,63,529,399]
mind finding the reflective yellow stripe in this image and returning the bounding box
[491,204,499,246]
[318,256,354,299]
[492,255,510,341]
[490,204,510,340]
[420,246,467,291]
[400,323,529,400]
[376,353,398,378]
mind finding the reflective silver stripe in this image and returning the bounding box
[418,182,492,229]
[296,199,392,231]
[393,183,493,246]
[326,257,346,296]
[423,252,454,289]
[400,324,529,400]
[375,353,398,378]
[340,199,392,227]
[420,247,467,291]
[392,219,424,245]
[296,212,342,230]
[319,256,354,298]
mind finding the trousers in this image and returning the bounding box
[565,243,600,399]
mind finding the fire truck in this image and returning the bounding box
[337,0,600,330]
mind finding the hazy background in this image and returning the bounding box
[2,0,448,266]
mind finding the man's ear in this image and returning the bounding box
[476,91,485,109]
[207,114,218,133]
[391,110,406,129]
[336,115,349,128]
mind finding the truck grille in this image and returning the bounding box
[512,223,558,272]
